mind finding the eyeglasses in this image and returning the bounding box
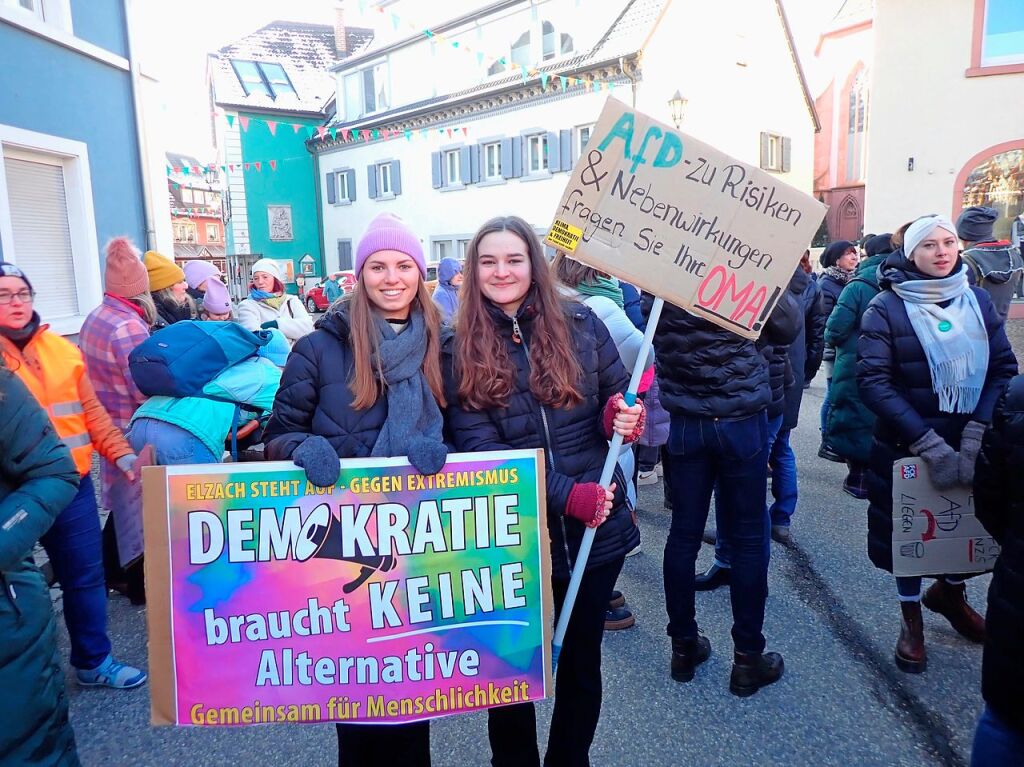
[0,289,35,305]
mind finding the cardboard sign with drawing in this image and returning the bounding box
[545,97,827,340]
[892,457,1000,577]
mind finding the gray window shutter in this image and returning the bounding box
[470,144,481,183]
[346,169,356,201]
[500,138,513,179]
[431,151,442,189]
[559,129,572,171]
[391,160,402,195]
[759,132,770,170]
[339,240,353,271]
[367,164,378,199]
[547,131,559,173]
[325,172,337,204]
[459,146,472,184]
[512,136,524,177]
[782,137,792,173]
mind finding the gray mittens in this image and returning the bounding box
[910,429,960,491]
[958,421,987,487]
[292,435,340,488]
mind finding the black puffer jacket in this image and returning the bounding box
[975,375,1024,735]
[264,305,391,460]
[443,297,639,580]
[857,251,1018,572]
[783,268,824,430]
[643,288,802,419]
[760,344,789,420]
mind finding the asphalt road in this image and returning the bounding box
[54,326,1024,767]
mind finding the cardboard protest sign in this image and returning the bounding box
[108,444,155,568]
[143,450,553,727]
[891,457,999,577]
[546,97,826,339]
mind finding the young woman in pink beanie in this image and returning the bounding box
[264,212,456,766]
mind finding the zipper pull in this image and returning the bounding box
[511,316,523,345]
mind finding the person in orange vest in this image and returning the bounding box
[0,262,148,689]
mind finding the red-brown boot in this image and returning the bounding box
[922,580,986,643]
[895,601,927,673]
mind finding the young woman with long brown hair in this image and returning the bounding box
[444,215,643,766]
[263,213,448,765]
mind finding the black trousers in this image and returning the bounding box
[545,557,624,767]
[335,694,539,767]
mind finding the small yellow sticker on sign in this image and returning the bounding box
[547,220,583,253]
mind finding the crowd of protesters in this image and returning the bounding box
[1,203,1022,766]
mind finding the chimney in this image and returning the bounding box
[334,4,348,59]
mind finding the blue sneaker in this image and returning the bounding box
[76,655,148,689]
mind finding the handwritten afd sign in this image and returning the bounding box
[143,451,553,727]
[546,97,827,339]
[891,458,999,577]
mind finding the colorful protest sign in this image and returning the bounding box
[891,458,999,577]
[545,97,827,340]
[143,450,553,727]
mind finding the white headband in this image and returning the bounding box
[904,215,958,260]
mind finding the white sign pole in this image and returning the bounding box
[551,297,664,671]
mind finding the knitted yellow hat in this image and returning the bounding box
[143,250,185,292]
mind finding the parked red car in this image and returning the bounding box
[304,271,356,313]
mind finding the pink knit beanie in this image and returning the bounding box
[104,237,149,297]
[355,213,425,278]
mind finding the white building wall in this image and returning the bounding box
[222,114,250,254]
[864,0,1024,234]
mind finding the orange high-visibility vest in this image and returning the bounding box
[0,328,93,474]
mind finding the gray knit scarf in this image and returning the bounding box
[369,310,445,460]
[890,265,988,414]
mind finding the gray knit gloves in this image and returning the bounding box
[958,421,987,487]
[293,435,340,488]
[910,429,959,490]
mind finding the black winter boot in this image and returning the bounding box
[670,635,711,682]
[729,650,784,697]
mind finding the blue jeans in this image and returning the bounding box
[39,473,111,670]
[972,706,1024,767]
[768,428,798,527]
[128,418,218,464]
[664,411,770,654]
[820,377,832,435]
[716,413,782,566]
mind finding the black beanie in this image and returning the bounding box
[863,233,894,257]
[819,240,856,268]
[955,206,999,243]
[0,262,32,293]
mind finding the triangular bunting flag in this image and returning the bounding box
[541,72,550,88]
[269,160,278,171]
[420,129,429,138]
[165,166,172,176]
[391,13,400,30]
[424,29,433,38]
[477,52,484,66]
[226,114,235,128]
[292,123,302,133]
[462,127,468,136]
[329,127,338,140]
[357,0,366,13]
[608,82,616,92]
[182,166,191,175]
[191,165,201,175]
[593,81,601,93]
[372,130,379,140]
[520,66,529,84]
[229,164,236,172]
[244,162,250,170]
[452,41,459,48]
[446,128,453,138]
[316,126,328,140]
[405,130,412,140]
[265,120,278,136]
[254,162,262,171]
[238,115,250,131]
[361,129,370,141]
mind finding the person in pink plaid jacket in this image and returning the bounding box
[78,237,154,602]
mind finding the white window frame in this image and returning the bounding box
[483,141,502,181]
[766,134,782,172]
[341,58,390,121]
[0,2,132,72]
[444,148,461,186]
[181,187,194,204]
[337,170,351,203]
[576,124,592,154]
[433,239,452,262]
[527,133,548,175]
[0,124,102,335]
[182,222,197,243]
[377,162,393,197]
[206,223,219,242]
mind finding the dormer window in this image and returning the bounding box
[341,60,390,120]
[511,31,531,68]
[230,60,297,99]
[492,21,573,75]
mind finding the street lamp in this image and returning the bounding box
[669,90,688,129]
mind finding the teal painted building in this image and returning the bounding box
[209,19,373,296]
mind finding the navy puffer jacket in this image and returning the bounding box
[265,305,391,460]
[783,268,824,430]
[857,251,1018,572]
[443,297,639,579]
[974,375,1024,735]
[643,289,802,419]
